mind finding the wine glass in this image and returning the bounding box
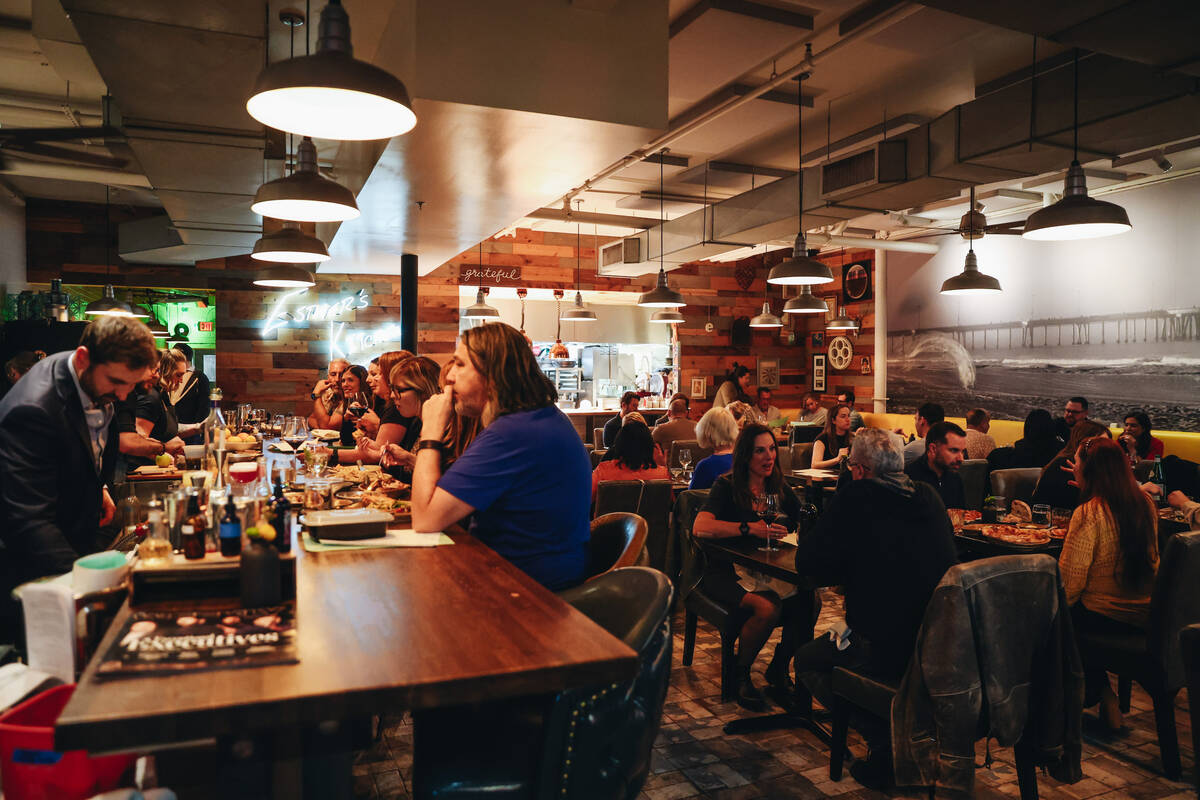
[757,493,780,552]
[677,447,692,480]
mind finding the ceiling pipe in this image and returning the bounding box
[555,2,922,207]
[0,160,151,188]
[806,232,939,254]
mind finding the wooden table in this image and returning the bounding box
[56,535,637,754]
[702,536,801,584]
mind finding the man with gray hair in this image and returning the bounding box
[792,427,958,790]
[308,357,349,430]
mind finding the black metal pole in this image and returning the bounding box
[400,253,418,354]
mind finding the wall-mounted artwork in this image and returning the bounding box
[758,358,779,388]
[690,377,706,399]
[811,332,824,348]
[843,261,872,304]
[812,354,826,392]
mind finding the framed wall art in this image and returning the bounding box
[812,354,826,392]
[690,377,707,399]
[757,358,779,388]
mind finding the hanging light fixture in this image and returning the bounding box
[252,136,359,222]
[517,288,534,347]
[749,246,782,328]
[247,1,416,141]
[826,250,860,331]
[638,151,685,308]
[649,308,685,324]
[942,188,1002,295]
[550,290,570,358]
[145,312,170,338]
[768,50,833,287]
[461,244,499,320]
[561,203,597,322]
[783,285,829,315]
[85,187,135,317]
[253,264,318,288]
[126,301,151,319]
[251,221,330,263]
[1022,49,1131,241]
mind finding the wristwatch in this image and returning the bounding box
[415,439,446,454]
[310,392,319,400]
[739,521,750,537]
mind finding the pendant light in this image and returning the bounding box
[1022,49,1131,241]
[126,301,151,319]
[649,308,685,324]
[247,1,416,141]
[783,286,829,315]
[942,188,1002,295]
[749,245,782,328]
[550,290,570,358]
[826,307,860,331]
[638,151,685,308]
[253,264,317,288]
[252,136,359,222]
[251,221,330,263]
[146,313,170,338]
[85,186,135,317]
[517,288,534,347]
[461,244,499,320]
[768,52,833,286]
[560,203,597,322]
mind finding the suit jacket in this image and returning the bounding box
[0,351,113,589]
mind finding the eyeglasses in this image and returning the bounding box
[847,460,861,469]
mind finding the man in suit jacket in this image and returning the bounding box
[0,315,158,634]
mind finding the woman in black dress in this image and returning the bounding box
[377,356,442,481]
[131,348,199,467]
[335,365,374,446]
[692,423,819,711]
[811,403,853,470]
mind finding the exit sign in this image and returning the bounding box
[198,321,214,332]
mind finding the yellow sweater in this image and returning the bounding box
[1058,497,1159,628]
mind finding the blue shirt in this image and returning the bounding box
[689,452,733,491]
[438,405,591,590]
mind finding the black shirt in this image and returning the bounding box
[173,370,211,425]
[700,473,803,531]
[905,456,966,510]
[602,413,622,449]
[1031,456,1079,510]
[814,431,850,462]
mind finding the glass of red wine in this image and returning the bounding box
[346,391,369,420]
[757,493,780,552]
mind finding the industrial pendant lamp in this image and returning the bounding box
[517,288,534,346]
[649,308,685,324]
[461,245,499,320]
[247,1,416,141]
[1022,50,1131,241]
[145,312,170,338]
[252,136,359,222]
[253,264,317,288]
[251,221,331,263]
[550,290,570,358]
[85,188,135,317]
[638,152,685,308]
[560,207,597,322]
[768,53,832,286]
[126,301,151,319]
[749,246,783,328]
[825,307,860,331]
[783,285,829,315]
[942,188,1002,295]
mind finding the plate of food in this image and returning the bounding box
[1048,526,1068,540]
[310,428,340,442]
[333,490,411,522]
[973,523,1051,547]
[999,499,1033,525]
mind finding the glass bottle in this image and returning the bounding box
[271,475,292,555]
[203,387,227,480]
[219,486,242,557]
[1151,455,1166,505]
[182,491,207,560]
[138,498,172,564]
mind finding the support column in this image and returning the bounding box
[400,253,418,354]
[873,249,887,414]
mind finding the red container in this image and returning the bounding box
[0,684,136,800]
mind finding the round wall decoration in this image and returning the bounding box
[827,335,854,370]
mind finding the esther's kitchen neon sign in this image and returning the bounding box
[263,288,399,358]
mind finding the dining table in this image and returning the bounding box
[55,529,637,798]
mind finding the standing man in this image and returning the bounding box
[169,343,210,430]
[1055,396,1089,442]
[835,389,864,431]
[904,421,967,509]
[753,388,782,425]
[0,316,158,633]
[797,392,827,427]
[603,391,639,448]
[964,408,996,460]
[308,357,349,430]
[411,323,591,590]
[652,397,697,452]
[901,402,944,466]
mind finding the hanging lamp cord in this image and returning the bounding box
[659,151,666,279]
[1072,48,1079,161]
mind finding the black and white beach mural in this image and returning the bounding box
[885,173,1200,432]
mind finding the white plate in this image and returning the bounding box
[310,429,340,441]
[300,508,392,526]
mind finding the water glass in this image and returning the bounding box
[304,480,331,511]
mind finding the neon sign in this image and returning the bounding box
[263,288,402,359]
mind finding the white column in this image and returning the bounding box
[873,248,888,414]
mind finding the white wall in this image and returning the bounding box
[463,297,670,346]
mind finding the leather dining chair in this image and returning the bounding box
[959,459,989,511]
[586,512,649,580]
[989,467,1041,505]
[412,567,674,800]
[791,442,814,471]
[668,439,712,471]
[593,427,604,450]
[1075,532,1200,780]
[594,480,674,576]
[1180,623,1200,795]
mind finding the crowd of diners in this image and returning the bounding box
[0,316,1197,791]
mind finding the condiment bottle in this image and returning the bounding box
[219,486,242,557]
[241,529,281,607]
[182,491,207,560]
[271,476,292,555]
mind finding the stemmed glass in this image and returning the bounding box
[756,493,780,553]
[677,448,692,481]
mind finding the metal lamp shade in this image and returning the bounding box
[560,292,597,321]
[251,224,330,264]
[637,268,685,308]
[782,285,828,314]
[940,250,1002,295]
[826,307,859,331]
[748,301,783,328]
[84,284,133,317]
[253,265,317,288]
[462,289,500,320]
[767,235,833,285]
[126,303,151,319]
[252,138,359,222]
[1022,162,1132,241]
[649,308,685,324]
[246,3,415,140]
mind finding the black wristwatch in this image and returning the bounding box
[415,439,446,454]
[310,392,319,400]
[739,521,750,537]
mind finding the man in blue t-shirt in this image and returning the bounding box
[411,323,591,590]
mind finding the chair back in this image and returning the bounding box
[590,449,605,468]
[1149,531,1200,692]
[672,490,710,597]
[594,479,644,517]
[790,424,822,445]
[989,467,1041,504]
[791,442,814,471]
[550,567,674,799]
[777,445,792,472]
[593,427,604,450]
[586,512,648,580]
[635,481,674,573]
[959,459,989,511]
[668,439,712,470]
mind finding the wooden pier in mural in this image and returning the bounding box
[889,307,1200,353]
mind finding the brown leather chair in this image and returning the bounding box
[959,458,989,511]
[790,442,814,471]
[586,512,648,580]
[668,440,711,470]
[989,467,1041,505]
[593,427,604,450]
[595,480,673,574]
[1180,623,1200,796]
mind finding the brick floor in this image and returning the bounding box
[354,590,1194,799]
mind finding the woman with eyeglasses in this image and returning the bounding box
[345,350,412,465]
[692,423,818,711]
[375,356,442,481]
[1059,436,1159,731]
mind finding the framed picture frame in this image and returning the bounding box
[812,354,826,392]
[843,260,872,304]
[690,376,706,399]
[811,332,825,349]
[757,357,779,389]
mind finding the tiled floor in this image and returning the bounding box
[353,590,1195,799]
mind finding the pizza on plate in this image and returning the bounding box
[978,524,1050,546]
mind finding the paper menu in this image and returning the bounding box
[21,581,76,683]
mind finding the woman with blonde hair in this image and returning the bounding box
[129,348,198,466]
[689,407,738,490]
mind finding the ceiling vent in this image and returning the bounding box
[820,140,907,199]
[598,238,642,276]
